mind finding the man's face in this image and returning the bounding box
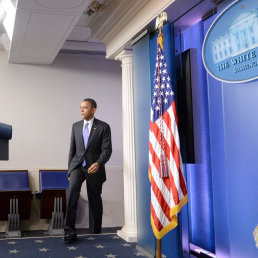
[80,101,96,121]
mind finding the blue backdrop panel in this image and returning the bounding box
[223,80,258,258]
[205,0,258,257]
[204,14,231,258]
[133,33,155,255]
[180,22,215,252]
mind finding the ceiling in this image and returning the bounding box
[0,0,152,63]
[0,0,219,65]
[0,0,108,64]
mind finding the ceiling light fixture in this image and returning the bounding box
[0,2,6,22]
[86,1,102,16]
[1,0,16,40]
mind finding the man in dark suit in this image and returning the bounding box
[63,98,112,243]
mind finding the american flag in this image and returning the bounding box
[149,32,188,239]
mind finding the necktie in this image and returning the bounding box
[82,122,89,167]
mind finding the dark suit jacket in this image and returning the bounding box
[68,118,112,182]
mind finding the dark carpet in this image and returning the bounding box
[0,233,147,258]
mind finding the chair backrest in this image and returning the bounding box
[39,170,69,191]
[0,171,30,191]
[0,123,12,140]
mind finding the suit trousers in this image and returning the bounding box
[65,165,103,234]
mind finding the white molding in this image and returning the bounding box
[131,29,148,46]
[115,49,132,62]
[103,0,175,59]
[118,229,137,242]
[89,0,149,42]
[96,0,149,43]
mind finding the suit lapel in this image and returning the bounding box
[78,120,84,148]
[86,118,98,150]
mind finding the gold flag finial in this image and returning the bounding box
[155,12,167,51]
[155,12,168,31]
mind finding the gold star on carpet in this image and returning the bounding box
[134,252,145,256]
[34,239,44,243]
[121,243,131,247]
[67,246,77,250]
[9,249,20,254]
[8,241,17,245]
[105,254,117,258]
[39,247,49,252]
[96,244,105,248]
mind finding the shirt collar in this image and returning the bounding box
[84,117,94,127]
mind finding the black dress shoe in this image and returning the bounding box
[63,233,78,243]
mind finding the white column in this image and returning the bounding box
[115,50,137,242]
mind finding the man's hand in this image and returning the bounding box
[88,162,100,174]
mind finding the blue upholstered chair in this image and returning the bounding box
[37,170,69,235]
[0,123,12,160]
[0,170,31,237]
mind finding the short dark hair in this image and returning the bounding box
[83,98,97,109]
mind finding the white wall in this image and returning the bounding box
[0,51,124,231]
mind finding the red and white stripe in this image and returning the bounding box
[149,102,188,239]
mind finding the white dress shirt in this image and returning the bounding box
[83,117,94,135]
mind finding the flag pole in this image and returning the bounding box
[150,11,187,258]
[157,238,161,258]
[154,12,167,258]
